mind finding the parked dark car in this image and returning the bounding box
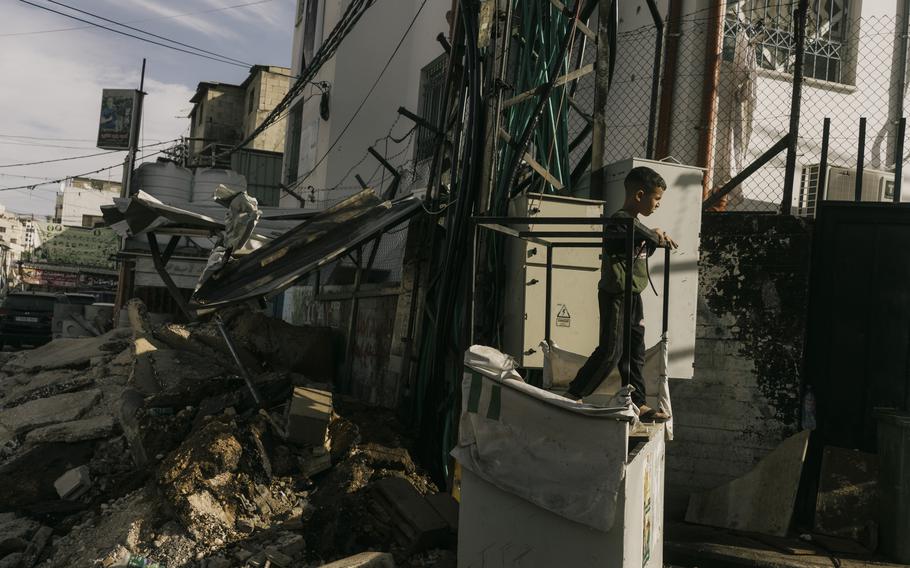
[0,292,58,348]
[0,292,96,348]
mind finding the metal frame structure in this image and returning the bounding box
[475,215,671,381]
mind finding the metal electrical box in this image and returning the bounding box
[502,193,604,368]
[603,158,704,380]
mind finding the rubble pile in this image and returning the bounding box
[0,300,456,567]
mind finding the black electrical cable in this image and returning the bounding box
[0,139,178,168]
[220,0,378,158]
[17,0,250,68]
[44,0,252,67]
[0,149,166,192]
[289,0,431,188]
[2,0,276,37]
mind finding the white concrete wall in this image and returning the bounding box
[58,183,119,228]
[282,0,450,209]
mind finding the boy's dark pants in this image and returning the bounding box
[566,290,647,406]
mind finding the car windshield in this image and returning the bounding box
[63,295,95,305]
[3,295,56,312]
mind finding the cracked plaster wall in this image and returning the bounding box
[666,213,813,512]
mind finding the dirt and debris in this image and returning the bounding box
[0,300,454,567]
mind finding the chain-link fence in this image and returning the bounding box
[597,7,904,213]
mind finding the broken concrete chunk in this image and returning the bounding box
[685,430,810,537]
[0,389,102,442]
[371,477,447,553]
[5,329,131,372]
[319,551,396,568]
[19,525,52,567]
[24,415,117,446]
[54,465,92,500]
[0,515,39,543]
[425,493,459,534]
[0,552,23,568]
[300,451,332,478]
[286,387,333,447]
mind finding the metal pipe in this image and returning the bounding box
[696,1,725,204]
[896,0,910,149]
[644,0,664,160]
[781,0,809,214]
[818,118,830,208]
[545,245,553,344]
[215,315,265,408]
[704,135,790,210]
[856,117,867,202]
[505,0,582,198]
[895,117,906,202]
[622,220,634,385]
[655,0,682,160]
[661,247,670,335]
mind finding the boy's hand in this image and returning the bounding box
[653,228,678,249]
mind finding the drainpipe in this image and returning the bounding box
[896,0,910,166]
[696,1,725,205]
[655,0,683,160]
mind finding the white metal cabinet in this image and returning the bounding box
[502,193,604,368]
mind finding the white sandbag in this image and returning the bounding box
[453,345,635,532]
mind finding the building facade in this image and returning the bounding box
[281,0,450,210]
[188,65,292,162]
[54,177,121,228]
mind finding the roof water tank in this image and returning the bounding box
[192,168,248,203]
[134,161,192,203]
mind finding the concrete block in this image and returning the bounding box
[24,415,117,445]
[0,389,102,442]
[685,430,810,537]
[425,493,459,533]
[372,477,447,552]
[54,465,92,500]
[318,551,396,568]
[285,387,332,447]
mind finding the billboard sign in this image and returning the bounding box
[97,89,137,150]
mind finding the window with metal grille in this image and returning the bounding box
[723,0,852,85]
[285,102,304,184]
[414,54,448,162]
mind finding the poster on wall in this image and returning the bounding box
[96,89,136,150]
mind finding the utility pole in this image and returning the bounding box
[113,59,147,320]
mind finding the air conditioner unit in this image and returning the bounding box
[799,165,896,216]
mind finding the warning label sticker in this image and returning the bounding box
[556,304,571,327]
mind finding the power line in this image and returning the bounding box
[1,0,276,38]
[0,139,179,168]
[0,134,97,143]
[17,0,250,69]
[292,0,430,188]
[44,0,252,67]
[0,149,166,192]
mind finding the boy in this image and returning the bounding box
[565,166,675,422]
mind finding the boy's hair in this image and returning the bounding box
[624,166,666,197]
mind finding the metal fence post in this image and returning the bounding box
[856,117,867,202]
[895,117,906,203]
[781,0,810,214]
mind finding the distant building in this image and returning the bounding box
[54,177,121,228]
[184,64,292,207]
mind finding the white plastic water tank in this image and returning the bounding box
[192,168,248,203]
[134,161,193,203]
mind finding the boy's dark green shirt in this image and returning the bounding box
[599,209,659,294]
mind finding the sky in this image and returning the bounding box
[0,0,295,217]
